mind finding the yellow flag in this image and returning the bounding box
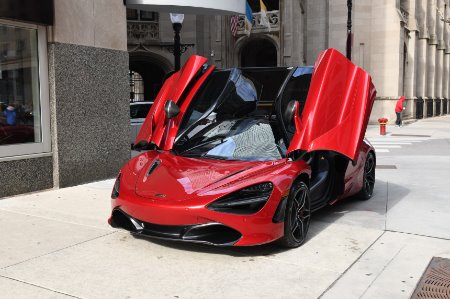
[259,0,271,31]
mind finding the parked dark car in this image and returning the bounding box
[130,101,153,145]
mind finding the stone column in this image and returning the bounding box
[416,39,428,97]
[444,54,450,97]
[405,34,418,118]
[306,0,329,64]
[444,3,450,101]
[436,51,444,115]
[49,0,129,187]
[426,0,437,117]
[426,45,436,116]
[404,1,418,118]
[435,0,445,116]
[283,0,306,66]
[444,54,450,114]
[212,16,224,68]
[415,0,428,118]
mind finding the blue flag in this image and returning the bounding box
[245,1,253,35]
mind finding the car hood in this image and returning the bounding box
[133,151,279,201]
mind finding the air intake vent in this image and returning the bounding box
[146,159,161,177]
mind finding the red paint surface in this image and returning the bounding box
[113,151,310,246]
[113,48,377,246]
[288,49,376,161]
[135,55,209,147]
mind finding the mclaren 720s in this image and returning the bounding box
[109,48,376,248]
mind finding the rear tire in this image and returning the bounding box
[278,181,311,248]
[358,152,376,200]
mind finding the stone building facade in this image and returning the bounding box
[1,0,130,197]
[128,0,450,123]
[2,1,450,198]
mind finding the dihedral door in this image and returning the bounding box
[286,49,376,161]
[135,55,214,150]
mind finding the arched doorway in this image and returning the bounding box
[240,38,277,67]
[129,53,171,102]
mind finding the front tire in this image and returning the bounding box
[278,181,311,248]
[358,152,376,200]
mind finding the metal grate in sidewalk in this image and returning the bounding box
[411,257,450,299]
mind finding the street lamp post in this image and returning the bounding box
[346,0,352,61]
[170,13,184,71]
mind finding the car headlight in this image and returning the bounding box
[111,173,121,199]
[207,182,273,215]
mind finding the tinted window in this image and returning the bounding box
[177,69,260,139]
[178,70,231,132]
[280,67,313,137]
[130,103,152,119]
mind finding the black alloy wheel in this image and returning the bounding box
[359,152,375,200]
[279,181,311,248]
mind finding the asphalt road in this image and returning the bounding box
[1,116,450,299]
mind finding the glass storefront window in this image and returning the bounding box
[0,20,50,159]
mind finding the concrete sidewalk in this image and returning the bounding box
[1,116,450,298]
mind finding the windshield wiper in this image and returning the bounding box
[178,136,225,155]
[201,154,229,160]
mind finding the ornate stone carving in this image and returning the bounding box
[236,10,280,35]
[127,22,159,45]
[399,8,409,27]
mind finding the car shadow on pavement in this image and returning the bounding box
[131,179,410,257]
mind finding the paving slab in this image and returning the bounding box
[0,231,342,299]
[241,221,383,274]
[0,276,74,299]
[0,180,115,230]
[370,156,450,239]
[0,180,385,298]
[0,210,113,269]
[321,231,450,299]
[313,178,388,231]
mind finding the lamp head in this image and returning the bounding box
[170,13,185,24]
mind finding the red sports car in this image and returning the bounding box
[109,48,376,248]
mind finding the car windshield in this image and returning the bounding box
[173,68,295,161]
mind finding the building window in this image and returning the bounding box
[0,20,50,160]
[129,71,145,102]
[126,9,159,23]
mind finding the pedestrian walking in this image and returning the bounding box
[395,96,405,127]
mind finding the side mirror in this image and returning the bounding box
[284,100,297,125]
[164,100,180,119]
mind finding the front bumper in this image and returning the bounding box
[110,209,242,246]
[110,191,285,246]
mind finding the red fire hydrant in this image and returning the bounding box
[378,118,388,135]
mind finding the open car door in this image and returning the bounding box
[286,48,376,161]
[134,55,215,150]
